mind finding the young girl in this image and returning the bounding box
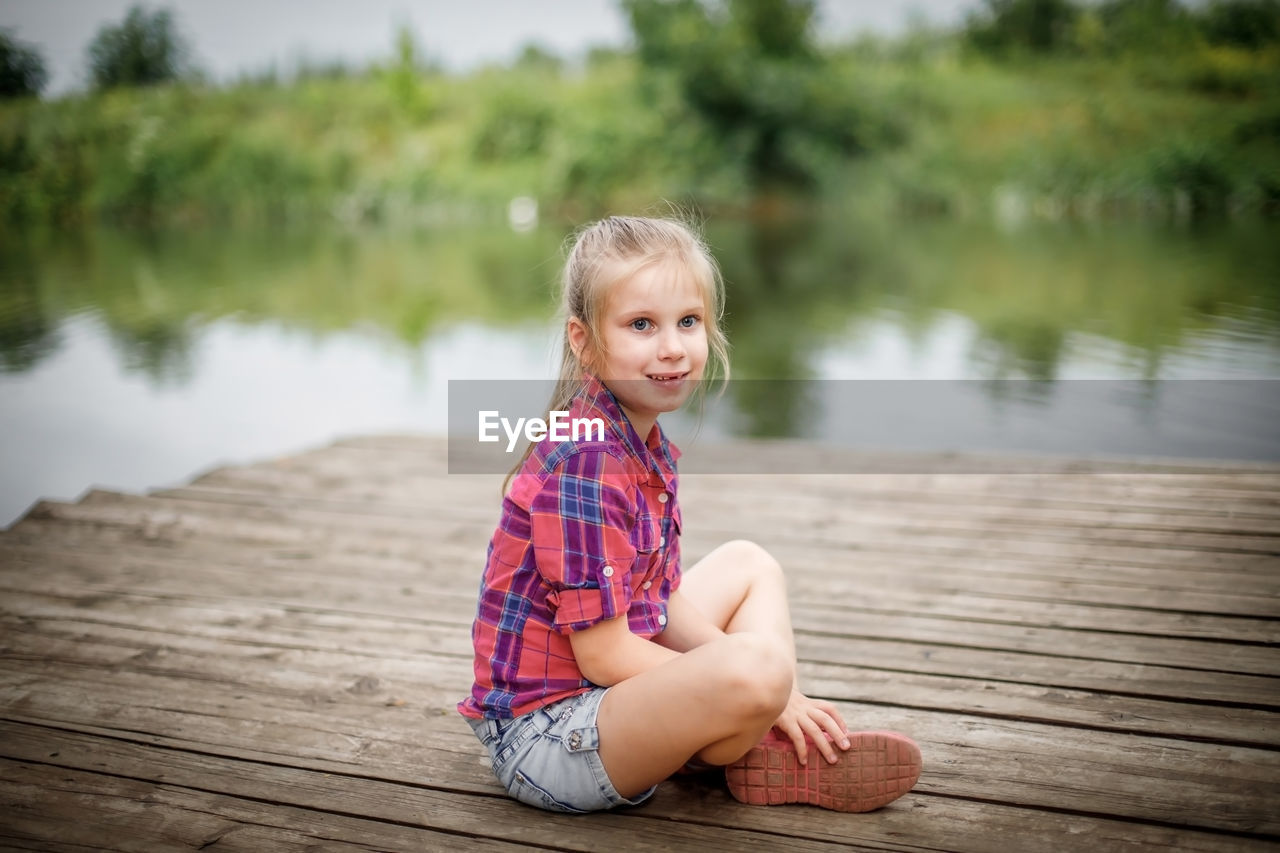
[459,215,921,814]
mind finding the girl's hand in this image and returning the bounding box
[773,689,851,765]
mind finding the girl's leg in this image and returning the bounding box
[596,631,792,797]
[677,539,796,665]
[599,540,922,812]
[594,540,799,798]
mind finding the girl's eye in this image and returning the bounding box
[679,315,700,328]
[630,319,651,331]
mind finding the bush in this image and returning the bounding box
[1180,44,1279,94]
[1146,140,1234,215]
[470,87,554,161]
[88,5,190,89]
[0,29,47,98]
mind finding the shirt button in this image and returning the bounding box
[659,536,666,547]
[602,565,614,578]
[658,493,668,503]
[642,580,652,590]
[657,613,667,626]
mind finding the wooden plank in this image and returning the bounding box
[178,462,1280,528]
[794,634,1280,709]
[9,511,1276,635]
[1,721,1265,853]
[83,466,1280,565]
[121,484,1280,570]
[12,522,1280,676]
[687,476,1280,518]
[790,604,1280,676]
[6,531,1274,646]
[781,554,1280,614]
[796,660,1280,750]
[227,441,1280,513]
[2,660,1277,836]
[18,488,1280,589]
[154,477,1280,555]
[10,508,1277,632]
[5,547,1277,710]
[16,532,1269,683]
[784,576,1280,641]
[4,589,1278,748]
[4,584,1279,838]
[0,758,537,852]
[683,484,1280,538]
[16,486,1280,593]
[6,514,1277,641]
[0,743,775,853]
[10,517,1276,631]
[4,549,1276,708]
[327,442,1280,500]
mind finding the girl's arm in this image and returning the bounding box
[569,586,725,685]
[569,614,681,686]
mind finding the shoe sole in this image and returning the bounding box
[725,731,922,812]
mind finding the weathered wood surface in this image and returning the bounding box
[1,435,1278,851]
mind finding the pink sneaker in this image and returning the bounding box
[725,728,922,812]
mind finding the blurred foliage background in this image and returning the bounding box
[1,0,1277,226]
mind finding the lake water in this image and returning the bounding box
[2,215,1278,526]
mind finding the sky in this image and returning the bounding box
[1,0,981,95]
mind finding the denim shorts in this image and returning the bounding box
[468,687,657,813]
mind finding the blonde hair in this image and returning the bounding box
[505,214,730,491]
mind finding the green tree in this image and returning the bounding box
[1197,0,1280,48]
[0,29,48,98]
[622,0,881,193]
[385,23,434,115]
[513,42,563,73]
[965,0,1082,54]
[1094,0,1197,53]
[87,5,190,89]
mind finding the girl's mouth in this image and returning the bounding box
[647,372,689,386]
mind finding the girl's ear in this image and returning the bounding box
[567,316,589,362]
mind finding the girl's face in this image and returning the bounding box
[571,261,709,439]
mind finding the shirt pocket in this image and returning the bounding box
[663,504,681,551]
[631,512,661,554]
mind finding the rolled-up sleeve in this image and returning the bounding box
[530,450,637,634]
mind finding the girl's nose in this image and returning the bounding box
[657,327,685,360]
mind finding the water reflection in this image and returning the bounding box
[0,304,58,374]
[716,215,1279,384]
[1,214,1278,525]
[3,216,1278,385]
[0,223,567,377]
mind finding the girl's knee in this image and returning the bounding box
[716,633,792,718]
[723,539,785,586]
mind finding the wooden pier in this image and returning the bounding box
[1,436,1277,851]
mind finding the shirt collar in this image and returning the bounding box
[572,375,680,486]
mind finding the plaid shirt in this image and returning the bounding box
[458,377,683,720]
